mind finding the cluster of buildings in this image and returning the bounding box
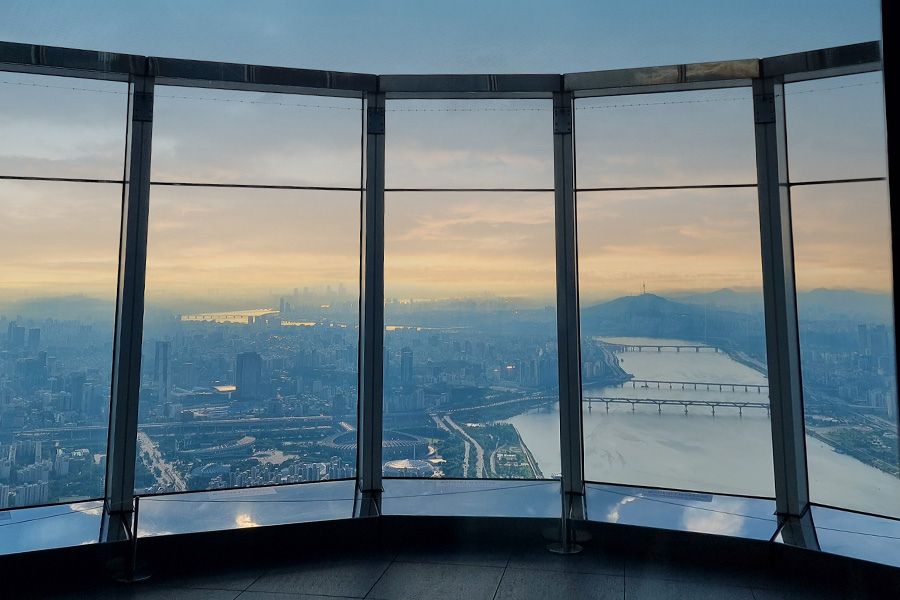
[383,332,558,414]
[1,316,111,507]
[192,457,356,490]
[801,323,897,418]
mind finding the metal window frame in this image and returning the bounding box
[356,91,386,517]
[751,75,819,550]
[102,71,155,543]
[0,39,893,544]
[552,91,585,526]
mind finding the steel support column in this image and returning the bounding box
[752,77,818,550]
[553,91,586,525]
[103,73,155,542]
[356,91,386,517]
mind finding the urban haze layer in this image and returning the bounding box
[0,286,896,511]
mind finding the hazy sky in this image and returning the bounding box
[0,2,890,308]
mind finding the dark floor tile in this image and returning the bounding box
[495,568,624,600]
[751,586,892,600]
[507,545,623,576]
[247,557,391,598]
[158,567,264,591]
[366,561,503,600]
[237,593,360,600]
[394,544,510,568]
[625,577,754,600]
[43,584,242,600]
[623,556,772,589]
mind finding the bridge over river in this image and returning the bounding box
[620,379,768,393]
[584,395,770,416]
[601,342,720,353]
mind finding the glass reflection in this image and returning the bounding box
[0,500,103,556]
[811,505,900,569]
[586,484,777,540]
[382,478,560,518]
[137,480,355,537]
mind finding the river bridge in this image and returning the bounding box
[584,395,770,416]
[621,379,768,393]
[602,343,719,353]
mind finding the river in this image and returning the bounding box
[509,336,900,519]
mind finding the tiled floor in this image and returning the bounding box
[34,540,897,599]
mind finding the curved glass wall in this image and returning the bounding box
[0,38,896,569]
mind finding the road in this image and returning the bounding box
[444,415,484,478]
[137,431,187,492]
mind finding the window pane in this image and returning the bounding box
[0,72,127,180]
[383,192,559,480]
[0,500,104,556]
[786,72,886,182]
[385,100,552,189]
[136,186,360,494]
[575,88,756,188]
[586,483,778,540]
[0,181,121,507]
[137,481,355,537]
[577,188,773,497]
[382,479,560,518]
[791,181,900,518]
[150,86,361,187]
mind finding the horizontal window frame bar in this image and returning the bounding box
[385,187,554,193]
[762,42,882,82]
[576,183,758,192]
[0,174,124,185]
[786,177,887,187]
[810,502,900,524]
[150,181,363,192]
[382,476,559,483]
[571,78,753,99]
[0,40,881,95]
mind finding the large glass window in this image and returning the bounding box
[575,88,756,188]
[575,89,774,497]
[135,88,362,495]
[790,180,898,517]
[786,74,898,519]
[383,100,559,481]
[0,73,126,509]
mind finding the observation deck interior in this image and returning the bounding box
[1,4,899,598]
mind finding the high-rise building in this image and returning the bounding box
[6,323,25,349]
[154,341,171,404]
[26,328,40,352]
[67,372,86,412]
[400,347,413,387]
[235,351,263,400]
